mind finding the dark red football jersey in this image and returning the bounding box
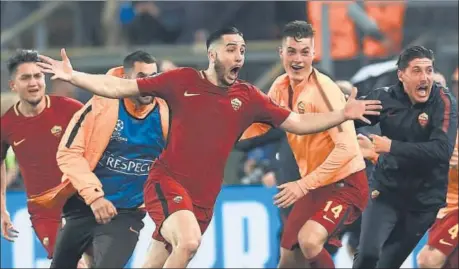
[137,68,291,207]
[1,95,83,216]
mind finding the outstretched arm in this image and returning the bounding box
[280,88,381,135]
[38,49,180,101]
[69,71,139,99]
[38,49,139,99]
[280,110,347,135]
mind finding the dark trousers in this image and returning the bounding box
[51,195,145,268]
[353,194,437,269]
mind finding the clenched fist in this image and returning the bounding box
[90,197,117,224]
[369,134,392,154]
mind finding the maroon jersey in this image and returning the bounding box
[137,68,291,207]
[1,95,83,216]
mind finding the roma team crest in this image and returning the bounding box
[231,98,242,111]
[173,196,183,203]
[418,112,429,128]
[297,101,305,114]
[51,125,63,137]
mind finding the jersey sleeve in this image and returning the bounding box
[56,98,104,205]
[136,67,190,103]
[249,85,291,127]
[240,84,281,140]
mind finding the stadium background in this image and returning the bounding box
[0,1,457,268]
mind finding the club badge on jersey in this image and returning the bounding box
[297,101,306,114]
[231,98,242,111]
[50,125,63,138]
[418,112,429,128]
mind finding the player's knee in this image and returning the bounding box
[175,237,201,258]
[417,248,445,269]
[298,222,328,259]
[298,232,323,259]
[417,252,430,268]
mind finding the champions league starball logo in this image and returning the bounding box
[115,120,124,132]
[110,120,128,142]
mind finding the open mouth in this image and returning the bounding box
[416,85,428,97]
[229,66,240,78]
[291,65,304,71]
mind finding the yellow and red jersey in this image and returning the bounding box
[242,69,366,190]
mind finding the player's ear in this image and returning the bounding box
[397,70,404,83]
[278,46,283,59]
[9,80,16,92]
[208,49,215,63]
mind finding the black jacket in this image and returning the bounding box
[358,82,457,211]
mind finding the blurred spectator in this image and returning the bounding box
[433,71,447,87]
[241,143,278,185]
[102,0,122,47]
[160,60,178,72]
[79,2,105,46]
[0,2,40,49]
[175,2,277,44]
[122,1,182,45]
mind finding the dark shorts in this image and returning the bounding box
[51,195,145,268]
[144,173,213,253]
[428,210,458,256]
[281,170,368,250]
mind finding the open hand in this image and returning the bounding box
[343,87,382,124]
[274,181,307,208]
[1,211,19,242]
[37,48,73,82]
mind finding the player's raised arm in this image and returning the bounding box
[37,49,137,99]
[281,88,382,135]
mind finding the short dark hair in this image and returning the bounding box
[123,50,157,70]
[281,20,315,41]
[7,49,40,76]
[206,27,243,50]
[396,45,435,71]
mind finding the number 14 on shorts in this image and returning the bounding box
[323,200,344,223]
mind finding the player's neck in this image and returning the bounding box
[18,98,46,117]
[203,68,226,88]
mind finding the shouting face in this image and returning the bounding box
[210,34,246,87]
[398,58,434,104]
[10,62,46,106]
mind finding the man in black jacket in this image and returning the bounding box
[353,45,458,269]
